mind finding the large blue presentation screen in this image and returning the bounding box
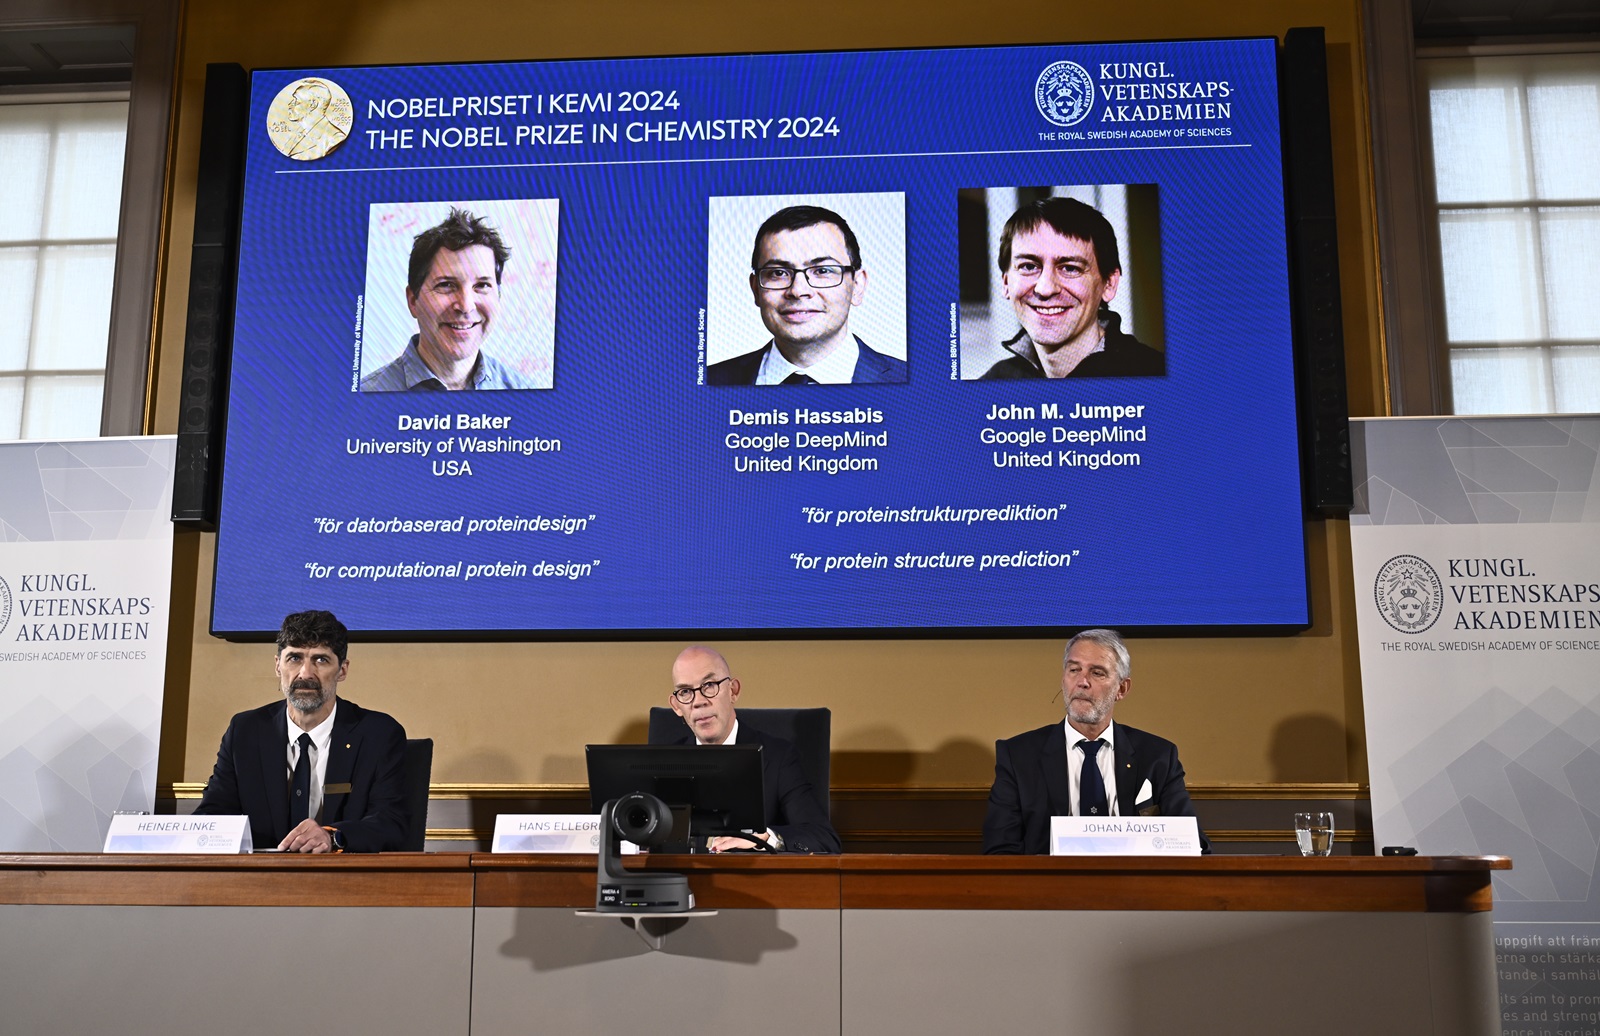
[212,37,1310,636]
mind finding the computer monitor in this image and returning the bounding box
[585,744,766,850]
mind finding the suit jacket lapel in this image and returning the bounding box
[1042,723,1073,816]
[745,727,780,819]
[852,337,878,381]
[749,344,775,383]
[322,701,360,822]
[259,707,290,840]
[1113,724,1139,815]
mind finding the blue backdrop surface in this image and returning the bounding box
[213,38,1308,635]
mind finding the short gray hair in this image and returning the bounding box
[1064,628,1130,684]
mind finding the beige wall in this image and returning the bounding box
[153,0,1379,791]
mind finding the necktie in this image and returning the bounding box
[782,372,818,385]
[1078,739,1108,817]
[290,732,313,825]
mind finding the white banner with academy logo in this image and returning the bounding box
[0,437,176,850]
[1351,416,1600,1036]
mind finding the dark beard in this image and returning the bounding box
[286,680,328,713]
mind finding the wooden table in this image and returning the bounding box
[0,853,1508,1036]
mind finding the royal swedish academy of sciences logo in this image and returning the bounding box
[1374,554,1444,634]
[0,575,11,637]
[1035,61,1095,127]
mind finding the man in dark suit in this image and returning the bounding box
[664,645,840,853]
[706,204,907,386]
[982,628,1206,854]
[194,610,409,853]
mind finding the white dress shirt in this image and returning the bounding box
[285,702,337,823]
[754,338,860,384]
[1065,719,1119,816]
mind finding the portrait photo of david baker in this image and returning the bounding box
[358,199,560,392]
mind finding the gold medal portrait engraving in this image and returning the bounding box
[266,77,353,161]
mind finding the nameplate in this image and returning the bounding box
[491,814,638,854]
[1049,815,1202,856]
[103,815,253,854]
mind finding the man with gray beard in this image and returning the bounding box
[195,610,409,852]
[981,628,1206,853]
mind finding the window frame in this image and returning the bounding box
[0,0,179,438]
[1416,45,1600,415]
[0,90,128,438]
[1363,0,1600,415]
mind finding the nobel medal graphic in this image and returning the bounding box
[1374,554,1444,634]
[1035,60,1095,127]
[266,77,353,161]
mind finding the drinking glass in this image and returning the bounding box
[1294,811,1334,856]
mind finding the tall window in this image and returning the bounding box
[1421,53,1600,415]
[0,98,128,439]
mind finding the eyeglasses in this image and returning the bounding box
[672,676,731,704]
[754,264,855,290]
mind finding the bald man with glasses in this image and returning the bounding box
[664,645,840,853]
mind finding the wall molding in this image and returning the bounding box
[420,826,1367,845]
[167,781,1369,800]
[167,781,1369,850]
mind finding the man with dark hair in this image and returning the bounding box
[662,645,840,853]
[361,207,536,391]
[194,610,410,852]
[707,204,906,385]
[982,629,1205,854]
[981,197,1164,379]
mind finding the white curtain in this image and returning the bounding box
[1424,53,1600,414]
[0,99,128,439]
